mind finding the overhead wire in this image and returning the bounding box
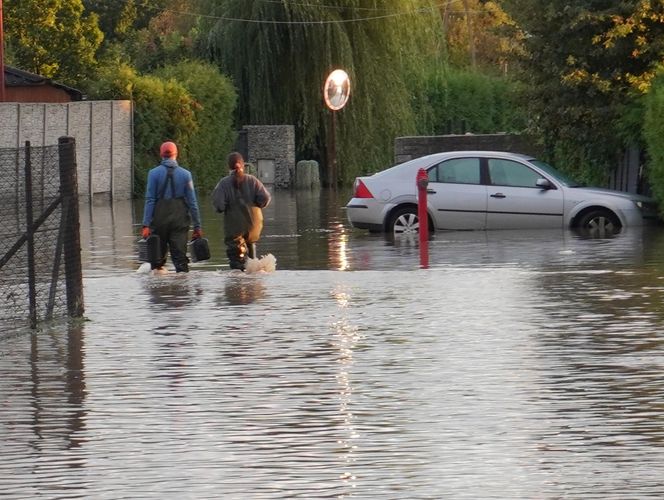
[139,0,481,26]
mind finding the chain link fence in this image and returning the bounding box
[0,138,84,330]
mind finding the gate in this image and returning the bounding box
[0,137,84,330]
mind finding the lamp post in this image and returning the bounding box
[323,69,350,188]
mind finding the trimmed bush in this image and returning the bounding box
[644,74,664,208]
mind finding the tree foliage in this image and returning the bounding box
[82,0,169,42]
[440,0,517,72]
[3,0,103,85]
[203,0,446,184]
[643,70,664,206]
[88,62,197,193]
[421,67,526,135]
[498,0,664,183]
[87,59,237,194]
[155,61,238,191]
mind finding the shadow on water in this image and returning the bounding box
[4,188,664,498]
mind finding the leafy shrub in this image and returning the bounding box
[86,60,237,194]
[155,61,237,192]
[644,73,664,208]
[421,68,526,135]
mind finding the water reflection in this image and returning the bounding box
[221,274,267,306]
[143,274,203,308]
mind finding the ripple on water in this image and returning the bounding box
[4,218,664,498]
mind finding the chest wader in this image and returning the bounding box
[151,168,191,272]
[224,188,264,270]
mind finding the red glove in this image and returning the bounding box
[191,227,203,240]
[141,226,151,239]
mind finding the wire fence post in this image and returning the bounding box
[58,136,84,318]
[24,141,37,328]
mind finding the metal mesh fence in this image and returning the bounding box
[0,141,81,330]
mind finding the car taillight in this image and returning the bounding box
[354,179,374,199]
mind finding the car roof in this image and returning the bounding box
[370,150,537,179]
[415,150,536,163]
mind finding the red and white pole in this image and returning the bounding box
[416,168,429,268]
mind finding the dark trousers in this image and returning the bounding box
[224,234,256,270]
[152,198,190,272]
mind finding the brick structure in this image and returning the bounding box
[239,125,295,189]
[394,133,543,164]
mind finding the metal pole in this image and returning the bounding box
[416,168,429,268]
[328,110,337,188]
[25,141,38,327]
[59,136,85,318]
[0,0,5,102]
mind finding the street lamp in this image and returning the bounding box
[323,69,350,187]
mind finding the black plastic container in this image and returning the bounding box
[138,234,162,264]
[188,237,210,262]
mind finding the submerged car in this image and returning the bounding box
[346,151,658,235]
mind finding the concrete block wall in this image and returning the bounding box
[0,101,133,199]
[243,125,295,189]
[394,133,543,164]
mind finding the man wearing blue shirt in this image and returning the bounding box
[141,141,203,272]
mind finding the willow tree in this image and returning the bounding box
[203,0,445,184]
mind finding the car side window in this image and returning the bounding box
[489,159,541,187]
[429,158,480,185]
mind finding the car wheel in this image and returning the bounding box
[576,209,621,237]
[390,207,420,235]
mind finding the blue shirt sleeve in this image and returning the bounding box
[183,170,202,229]
[142,168,160,226]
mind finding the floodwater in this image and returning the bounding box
[2,189,664,499]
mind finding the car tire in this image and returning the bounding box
[576,209,621,236]
[389,206,420,235]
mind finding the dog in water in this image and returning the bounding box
[244,253,277,274]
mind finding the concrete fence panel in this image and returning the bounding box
[0,100,133,199]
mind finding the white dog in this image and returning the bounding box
[244,253,277,274]
[137,254,277,274]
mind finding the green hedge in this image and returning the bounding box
[644,73,664,208]
[155,61,237,193]
[87,60,237,195]
[421,68,526,135]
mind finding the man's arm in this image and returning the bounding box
[253,178,271,208]
[142,169,158,226]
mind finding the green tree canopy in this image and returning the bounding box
[498,0,664,182]
[3,0,103,85]
[203,0,446,184]
[82,0,168,42]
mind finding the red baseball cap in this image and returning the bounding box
[160,141,178,158]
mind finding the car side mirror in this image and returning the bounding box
[536,178,554,190]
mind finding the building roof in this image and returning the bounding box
[4,66,84,101]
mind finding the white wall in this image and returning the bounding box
[0,101,133,199]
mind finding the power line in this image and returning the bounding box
[142,0,475,26]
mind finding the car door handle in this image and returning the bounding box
[490,193,506,198]
[427,189,436,194]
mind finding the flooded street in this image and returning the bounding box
[2,189,664,498]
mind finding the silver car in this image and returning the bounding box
[346,151,658,235]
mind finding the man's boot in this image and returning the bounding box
[247,243,257,260]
